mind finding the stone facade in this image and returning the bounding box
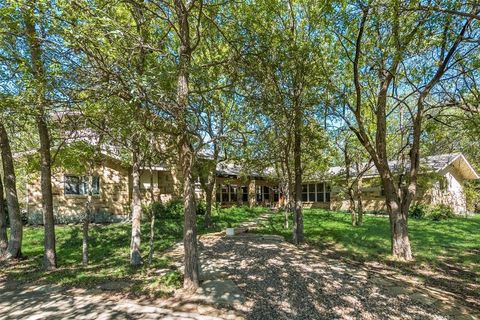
[24,153,477,223]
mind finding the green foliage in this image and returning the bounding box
[409,204,428,219]
[142,200,182,219]
[428,205,455,221]
[196,200,206,216]
[368,210,387,216]
[409,204,454,221]
[159,271,183,288]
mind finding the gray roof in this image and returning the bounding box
[216,162,274,178]
[328,153,479,180]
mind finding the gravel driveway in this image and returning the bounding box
[198,233,478,320]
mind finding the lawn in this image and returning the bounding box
[258,209,480,276]
[1,206,265,297]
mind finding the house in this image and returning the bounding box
[23,152,478,224]
[327,153,479,213]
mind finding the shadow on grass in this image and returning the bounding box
[1,206,266,295]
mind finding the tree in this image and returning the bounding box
[231,0,333,243]
[0,172,6,256]
[0,120,23,259]
[22,1,57,269]
[332,2,479,260]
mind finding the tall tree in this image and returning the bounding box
[0,172,6,256]
[0,121,23,259]
[331,2,479,260]
[232,0,333,243]
[173,0,203,291]
[22,1,57,269]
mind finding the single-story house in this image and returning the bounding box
[23,152,478,223]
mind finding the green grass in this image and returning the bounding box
[1,206,265,296]
[258,209,480,275]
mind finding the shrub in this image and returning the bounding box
[409,204,427,219]
[196,200,206,215]
[427,204,454,221]
[165,199,184,217]
[369,210,387,216]
[143,200,183,219]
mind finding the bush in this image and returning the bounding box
[409,204,427,219]
[143,199,208,219]
[143,200,182,219]
[369,210,387,216]
[408,204,454,221]
[196,200,206,215]
[427,204,454,221]
[164,199,184,218]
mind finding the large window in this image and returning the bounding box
[216,184,241,203]
[64,175,100,195]
[242,186,248,202]
[256,186,271,202]
[301,183,330,202]
[230,185,238,202]
[221,185,229,202]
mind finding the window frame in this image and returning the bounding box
[64,175,101,197]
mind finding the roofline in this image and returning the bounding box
[435,153,479,179]
[459,154,479,179]
[436,153,462,173]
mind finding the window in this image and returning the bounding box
[91,176,100,195]
[301,183,330,202]
[230,185,238,202]
[216,184,221,202]
[221,185,229,202]
[263,186,270,200]
[308,184,316,202]
[64,175,100,195]
[256,185,263,202]
[273,187,279,202]
[302,184,308,201]
[242,186,248,202]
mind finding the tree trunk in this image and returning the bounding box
[292,105,303,244]
[356,178,364,226]
[0,122,22,259]
[282,181,289,229]
[180,141,199,291]
[384,184,412,260]
[390,204,412,260]
[83,174,93,266]
[204,181,213,229]
[23,3,56,269]
[82,199,90,266]
[174,0,200,291]
[0,173,7,256]
[148,166,155,265]
[38,116,57,269]
[349,189,357,226]
[130,149,142,267]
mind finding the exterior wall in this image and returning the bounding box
[139,170,175,204]
[329,168,468,214]
[330,177,386,212]
[25,159,471,224]
[26,159,131,223]
[428,166,467,213]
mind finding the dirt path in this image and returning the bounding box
[0,282,226,320]
[195,232,479,320]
